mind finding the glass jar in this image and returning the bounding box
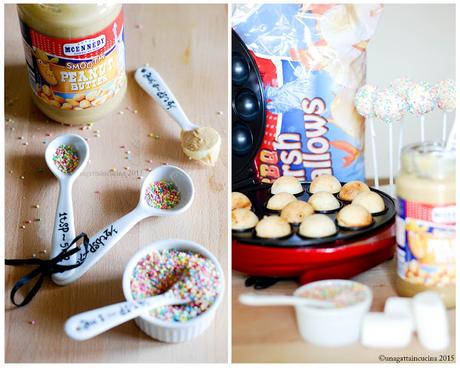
[17,4,127,125]
[395,142,456,308]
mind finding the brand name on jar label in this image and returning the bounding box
[63,35,106,57]
[432,206,456,224]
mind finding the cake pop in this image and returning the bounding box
[374,89,406,123]
[354,84,377,117]
[434,79,455,141]
[374,88,405,196]
[354,84,379,188]
[390,77,416,98]
[405,81,436,141]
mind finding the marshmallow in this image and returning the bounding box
[361,312,413,348]
[413,291,450,351]
[384,296,415,331]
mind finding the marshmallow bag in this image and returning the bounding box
[232,4,383,183]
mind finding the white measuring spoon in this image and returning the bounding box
[135,66,222,166]
[45,134,89,283]
[240,294,335,308]
[53,164,194,285]
[65,290,187,341]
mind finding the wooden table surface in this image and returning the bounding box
[232,260,456,363]
[4,4,228,363]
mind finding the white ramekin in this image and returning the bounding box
[293,279,372,347]
[122,239,225,343]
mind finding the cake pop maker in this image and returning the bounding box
[231,31,396,287]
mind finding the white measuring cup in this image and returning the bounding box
[135,66,221,165]
[45,134,89,283]
[65,289,188,341]
[53,164,194,285]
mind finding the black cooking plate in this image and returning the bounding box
[232,30,266,187]
[233,183,396,248]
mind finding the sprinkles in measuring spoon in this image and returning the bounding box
[130,249,220,322]
[53,144,79,174]
[144,179,181,209]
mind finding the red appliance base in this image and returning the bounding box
[233,224,395,284]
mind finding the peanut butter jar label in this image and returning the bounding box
[396,198,456,287]
[20,10,125,111]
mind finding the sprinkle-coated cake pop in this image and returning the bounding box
[374,89,405,123]
[354,84,377,117]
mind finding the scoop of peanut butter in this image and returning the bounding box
[180,127,221,166]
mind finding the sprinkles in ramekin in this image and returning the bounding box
[130,249,220,322]
[298,282,368,308]
[53,144,79,174]
[144,179,181,209]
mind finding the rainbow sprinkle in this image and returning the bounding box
[298,282,367,308]
[144,180,181,209]
[130,249,221,322]
[53,144,79,174]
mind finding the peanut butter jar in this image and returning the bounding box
[395,142,456,308]
[17,4,127,125]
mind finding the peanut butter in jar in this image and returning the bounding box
[395,142,456,308]
[17,4,127,124]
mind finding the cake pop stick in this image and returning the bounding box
[354,84,379,188]
[442,113,447,142]
[374,89,405,196]
[434,79,455,142]
[388,123,393,192]
[391,77,414,169]
[445,119,456,152]
[420,115,425,141]
[397,123,404,171]
[405,81,436,142]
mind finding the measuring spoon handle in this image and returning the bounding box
[65,294,183,341]
[239,294,334,308]
[51,181,76,283]
[53,207,147,286]
[135,66,196,131]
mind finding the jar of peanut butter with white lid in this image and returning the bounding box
[395,142,456,308]
[17,4,127,125]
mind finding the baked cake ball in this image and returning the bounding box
[232,192,251,210]
[255,215,291,238]
[271,176,303,195]
[309,174,342,194]
[308,191,341,212]
[337,204,373,229]
[352,191,385,214]
[280,200,314,224]
[338,181,370,201]
[299,214,337,238]
[232,208,259,231]
[266,192,297,211]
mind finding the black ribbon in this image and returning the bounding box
[5,233,89,307]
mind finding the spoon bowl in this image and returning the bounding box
[45,134,89,181]
[138,164,195,216]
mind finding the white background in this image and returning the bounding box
[366,3,456,179]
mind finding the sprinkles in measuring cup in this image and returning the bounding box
[144,179,181,209]
[53,144,79,174]
[298,282,368,308]
[130,249,220,322]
